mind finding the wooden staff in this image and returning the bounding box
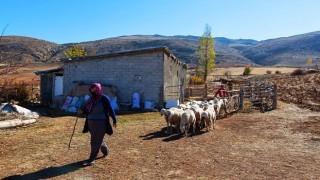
[68,115,79,149]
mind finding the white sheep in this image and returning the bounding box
[212,97,224,117]
[200,106,217,131]
[190,105,203,133]
[166,108,184,134]
[180,109,196,136]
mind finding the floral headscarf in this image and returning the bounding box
[86,83,103,113]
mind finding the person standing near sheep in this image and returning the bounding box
[214,84,229,116]
[78,82,117,166]
[214,84,229,98]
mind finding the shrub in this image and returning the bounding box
[266,70,272,74]
[243,66,252,76]
[275,70,282,74]
[191,76,204,84]
[290,69,306,76]
[14,82,30,103]
[0,80,30,103]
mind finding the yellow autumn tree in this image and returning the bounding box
[63,45,94,58]
[196,24,216,82]
[306,58,313,70]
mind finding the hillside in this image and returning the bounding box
[1,31,320,66]
[242,31,320,66]
[0,36,60,63]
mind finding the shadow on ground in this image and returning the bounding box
[139,127,184,142]
[2,160,84,180]
[139,127,207,142]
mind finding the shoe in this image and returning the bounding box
[102,149,109,158]
[83,160,95,166]
[102,153,108,158]
[101,146,110,158]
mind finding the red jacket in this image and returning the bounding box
[214,87,229,97]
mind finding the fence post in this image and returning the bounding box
[239,88,244,110]
[272,84,277,109]
[205,83,208,97]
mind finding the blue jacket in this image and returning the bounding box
[82,94,117,135]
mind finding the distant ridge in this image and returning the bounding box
[1,31,320,66]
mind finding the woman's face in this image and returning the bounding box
[89,88,95,94]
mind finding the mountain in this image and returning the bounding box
[0,36,60,63]
[1,31,320,67]
[242,31,320,66]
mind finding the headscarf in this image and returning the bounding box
[86,83,103,113]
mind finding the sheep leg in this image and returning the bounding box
[185,124,189,136]
[192,123,196,135]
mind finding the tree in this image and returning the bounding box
[196,24,216,82]
[306,58,313,70]
[63,45,94,58]
[243,65,252,76]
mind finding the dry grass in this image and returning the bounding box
[0,65,319,179]
[0,63,62,85]
[212,67,297,76]
[0,102,320,179]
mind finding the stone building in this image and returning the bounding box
[36,47,187,109]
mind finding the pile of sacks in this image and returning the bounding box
[60,96,87,113]
[60,95,120,113]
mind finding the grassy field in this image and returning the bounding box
[212,66,298,76]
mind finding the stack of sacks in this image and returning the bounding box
[61,96,84,113]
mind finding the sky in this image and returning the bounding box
[1,0,320,44]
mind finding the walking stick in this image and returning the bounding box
[68,115,79,149]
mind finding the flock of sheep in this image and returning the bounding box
[160,97,228,136]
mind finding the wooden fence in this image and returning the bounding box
[185,79,277,112]
[239,82,277,112]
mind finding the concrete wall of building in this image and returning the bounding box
[62,49,186,108]
[163,54,187,103]
[63,52,165,106]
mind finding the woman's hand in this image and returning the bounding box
[113,122,117,128]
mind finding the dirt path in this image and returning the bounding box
[0,101,319,179]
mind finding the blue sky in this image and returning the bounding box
[1,0,319,44]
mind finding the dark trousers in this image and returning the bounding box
[88,120,108,161]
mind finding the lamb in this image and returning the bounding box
[165,108,184,134]
[180,109,196,136]
[200,106,217,131]
[190,105,203,132]
[212,97,224,117]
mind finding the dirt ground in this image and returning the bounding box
[0,101,319,179]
